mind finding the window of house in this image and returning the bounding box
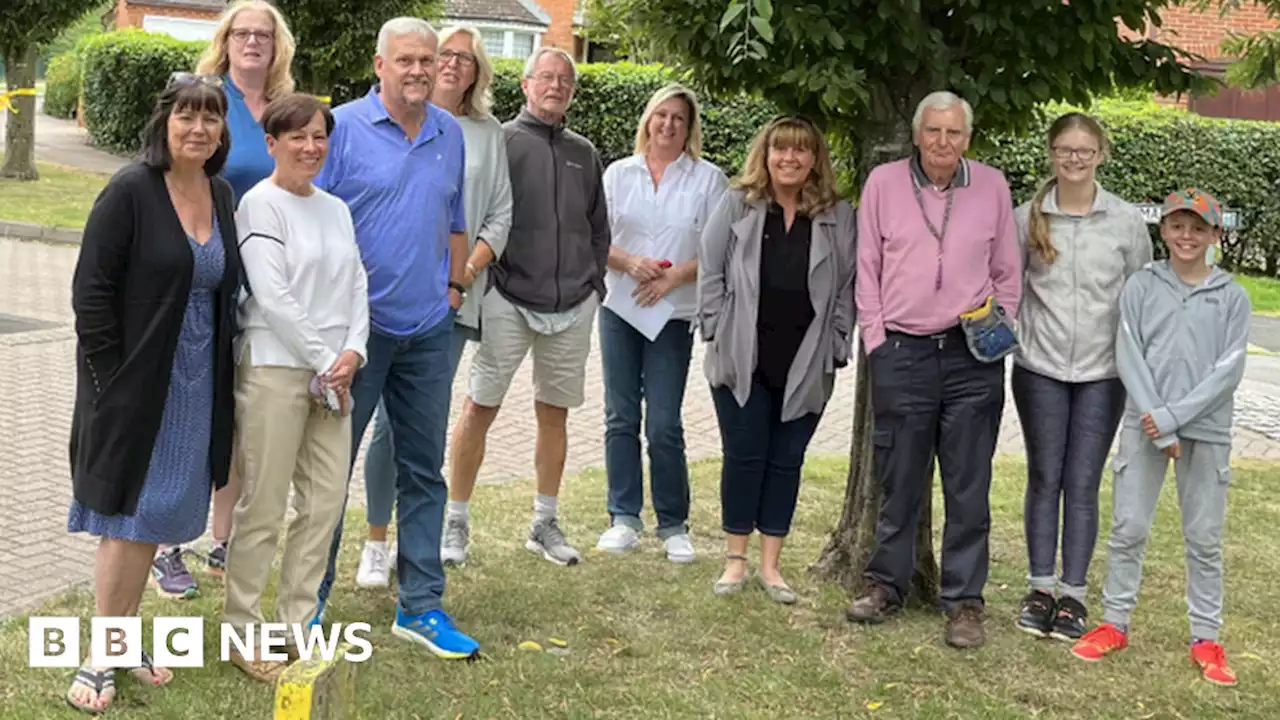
[466,26,542,60]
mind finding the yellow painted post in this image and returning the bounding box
[273,643,359,720]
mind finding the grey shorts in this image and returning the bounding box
[469,289,598,409]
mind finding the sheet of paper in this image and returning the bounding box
[603,273,675,342]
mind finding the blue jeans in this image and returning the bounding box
[363,324,470,528]
[317,312,456,616]
[599,308,693,538]
[711,377,821,537]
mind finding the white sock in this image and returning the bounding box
[534,494,558,523]
[366,539,387,551]
[447,500,470,522]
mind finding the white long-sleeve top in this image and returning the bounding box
[235,179,369,374]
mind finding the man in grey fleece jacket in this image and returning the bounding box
[1074,188,1249,688]
[446,47,610,568]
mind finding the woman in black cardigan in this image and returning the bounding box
[64,75,241,712]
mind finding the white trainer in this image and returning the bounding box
[355,541,390,587]
[663,533,696,564]
[595,524,640,553]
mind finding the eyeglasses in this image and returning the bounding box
[1051,146,1099,161]
[230,28,275,44]
[439,49,477,68]
[531,71,575,88]
[168,72,224,90]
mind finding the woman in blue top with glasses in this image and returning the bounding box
[145,0,299,601]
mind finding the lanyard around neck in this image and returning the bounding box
[911,181,954,291]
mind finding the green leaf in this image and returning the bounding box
[753,0,773,22]
[719,2,746,33]
[750,16,775,45]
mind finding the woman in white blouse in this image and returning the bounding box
[355,25,515,581]
[224,93,368,683]
[594,84,729,563]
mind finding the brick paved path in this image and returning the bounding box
[4,237,1280,617]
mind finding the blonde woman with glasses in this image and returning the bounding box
[147,0,298,600]
[594,84,728,563]
[355,25,514,583]
[697,116,856,603]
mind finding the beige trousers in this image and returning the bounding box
[224,358,350,631]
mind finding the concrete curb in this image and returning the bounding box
[0,219,83,245]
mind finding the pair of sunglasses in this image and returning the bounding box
[168,72,224,90]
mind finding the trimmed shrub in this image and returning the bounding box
[80,29,205,154]
[490,60,776,175]
[43,50,81,119]
[980,100,1280,274]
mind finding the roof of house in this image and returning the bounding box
[126,0,229,10]
[444,0,551,27]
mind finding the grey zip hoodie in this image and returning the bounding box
[494,109,610,313]
[1116,261,1251,447]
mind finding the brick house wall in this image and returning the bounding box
[537,0,578,53]
[114,0,222,29]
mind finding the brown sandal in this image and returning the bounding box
[229,650,289,683]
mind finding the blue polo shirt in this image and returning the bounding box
[221,76,274,204]
[316,88,467,337]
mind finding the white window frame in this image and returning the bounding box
[140,14,219,42]
[444,19,544,60]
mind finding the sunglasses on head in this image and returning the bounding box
[168,72,224,90]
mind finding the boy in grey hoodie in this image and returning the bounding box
[1070,188,1249,688]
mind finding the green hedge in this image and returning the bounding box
[489,60,776,175]
[980,100,1280,274]
[80,29,206,154]
[42,50,81,119]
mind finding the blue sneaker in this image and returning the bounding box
[391,609,479,659]
[310,599,326,629]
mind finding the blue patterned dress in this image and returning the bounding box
[68,219,226,544]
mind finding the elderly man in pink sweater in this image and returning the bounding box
[846,91,1022,649]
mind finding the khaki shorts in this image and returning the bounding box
[469,289,598,409]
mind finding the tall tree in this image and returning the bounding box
[0,0,102,180]
[272,0,443,103]
[617,0,1213,603]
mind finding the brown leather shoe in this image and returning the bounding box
[945,601,987,649]
[845,583,900,624]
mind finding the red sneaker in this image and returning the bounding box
[1191,641,1238,687]
[1071,623,1128,662]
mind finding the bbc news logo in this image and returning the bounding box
[29,617,373,667]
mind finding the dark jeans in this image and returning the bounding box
[317,311,456,616]
[711,378,821,537]
[599,309,694,538]
[1011,365,1125,591]
[864,328,1004,609]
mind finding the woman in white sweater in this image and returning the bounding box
[224,93,369,683]
[355,24,514,583]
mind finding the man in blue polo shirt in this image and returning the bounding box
[313,16,477,659]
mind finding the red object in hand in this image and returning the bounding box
[658,260,672,269]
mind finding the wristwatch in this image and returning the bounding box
[448,281,467,298]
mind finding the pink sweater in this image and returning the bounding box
[855,158,1021,353]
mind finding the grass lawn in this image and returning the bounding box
[0,151,106,229]
[1236,273,1280,316]
[1,456,1278,719]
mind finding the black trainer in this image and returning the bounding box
[1016,590,1055,638]
[1050,596,1088,642]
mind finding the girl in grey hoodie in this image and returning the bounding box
[1071,188,1249,689]
[1013,113,1151,641]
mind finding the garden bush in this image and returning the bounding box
[42,50,81,119]
[80,29,206,154]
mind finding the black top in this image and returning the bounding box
[69,162,242,516]
[755,203,814,390]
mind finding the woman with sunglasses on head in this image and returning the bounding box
[698,116,856,603]
[354,25,513,583]
[145,0,299,598]
[64,73,241,713]
[1012,112,1152,642]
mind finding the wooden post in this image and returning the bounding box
[273,643,360,720]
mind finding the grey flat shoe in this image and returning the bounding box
[714,553,749,597]
[758,576,797,605]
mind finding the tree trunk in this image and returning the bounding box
[1,43,40,181]
[811,84,941,608]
